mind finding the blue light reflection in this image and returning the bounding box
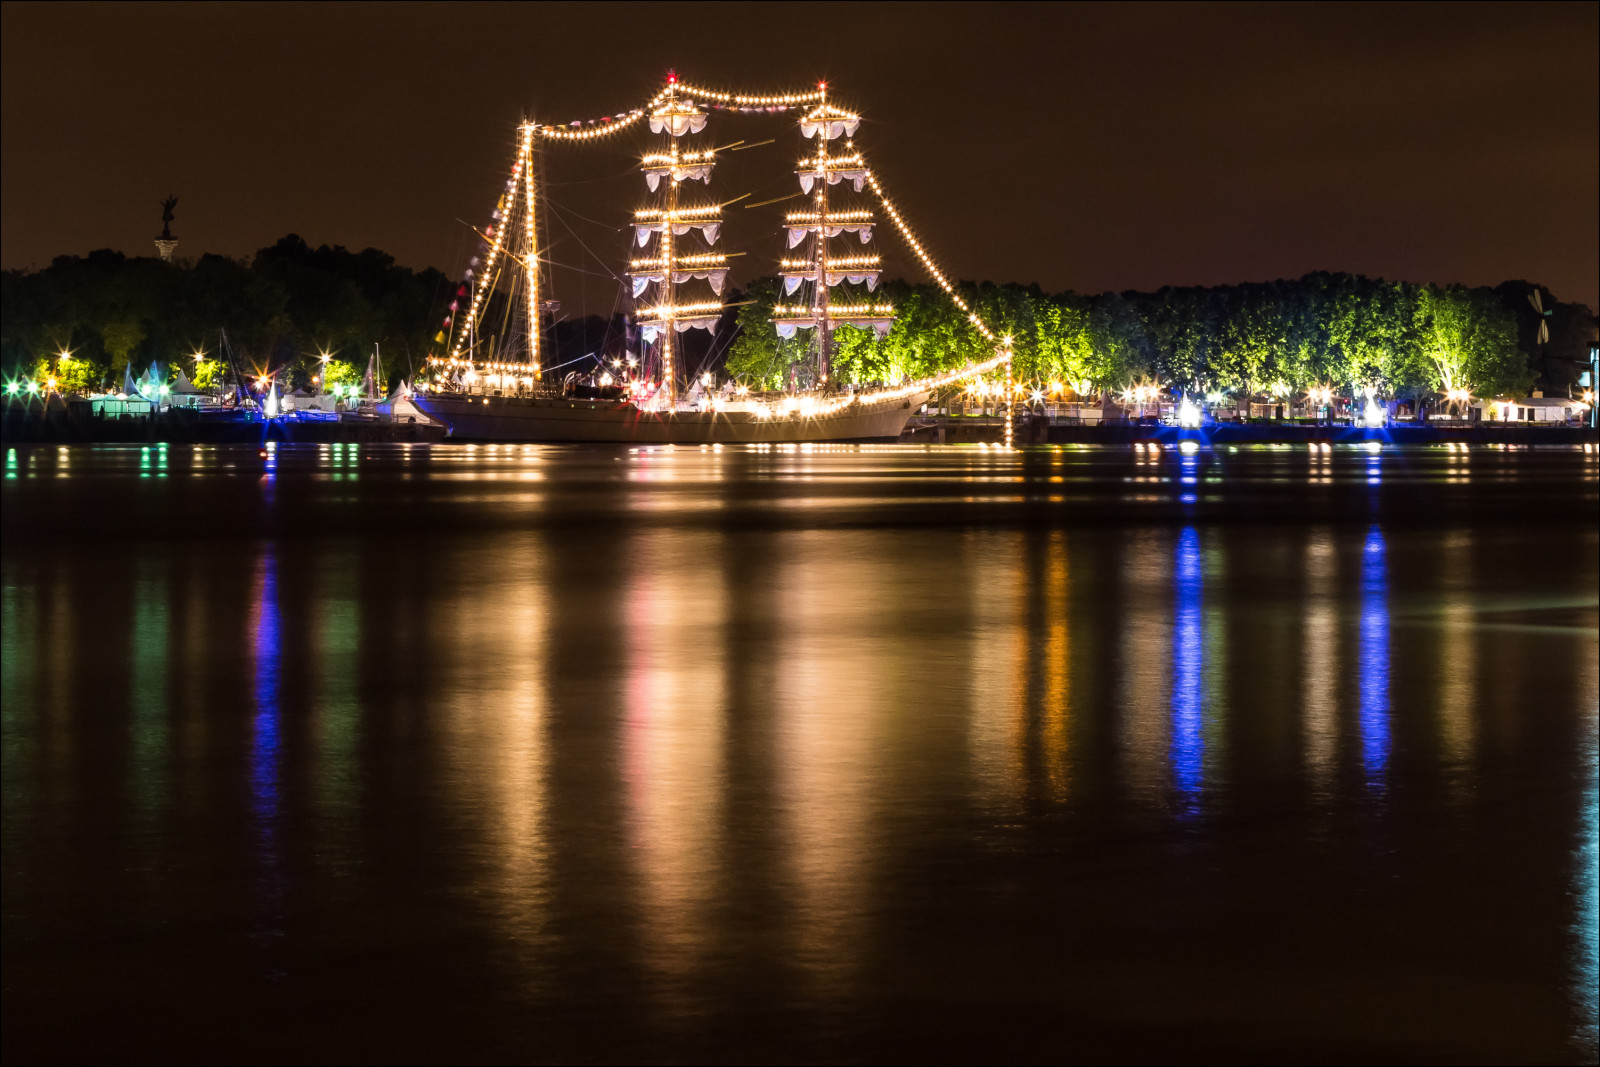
[1575,726,1598,1047]
[251,548,282,840]
[1171,526,1204,801]
[1358,526,1390,781]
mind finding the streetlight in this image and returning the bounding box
[316,348,335,396]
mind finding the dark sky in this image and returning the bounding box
[3,1,1596,313]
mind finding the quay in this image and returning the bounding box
[0,404,445,445]
[6,404,1596,448]
[903,413,1599,446]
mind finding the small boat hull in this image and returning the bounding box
[410,391,928,444]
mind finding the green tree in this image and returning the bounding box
[725,279,806,388]
[191,357,224,390]
[1419,284,1531,396]
[1325,275,1426,397]
[321,359,362,390]
[1031,295,1096,387]
[1088,292,1149,392]
[100,319,146,380]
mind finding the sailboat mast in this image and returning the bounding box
[630,74,722,408]
[660,84,678,406]
[813,84,831,386]
[521,123,542,380]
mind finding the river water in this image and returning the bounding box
[3,442,1597,1063]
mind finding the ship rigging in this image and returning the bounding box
[412,73,1016,444]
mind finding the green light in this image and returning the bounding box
[26,382,39,395]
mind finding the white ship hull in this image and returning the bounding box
[411,391,929,444]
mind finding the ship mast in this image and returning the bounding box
[631,72,726,408]
[439,122,544,386]
[813,84,832,384]
[774,85,891,390]
[659,83,679,404]
[521,123,540,380]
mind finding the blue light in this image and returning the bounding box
[1171,526,1204,801]
[1575,729,1598,1047]
[249,547,287,940]
[1359,526,1390,781]
[252,550,282,828]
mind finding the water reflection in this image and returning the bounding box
[311,557,360,851]
[131,554,170,825]
[1041,529,1072,803]
[1,445,1596,1063]
[0,562,35,807]
[776,530,882,996]
[250,546,285,948]
[1359,526,1390,783]
[1437,532,1477,784]
[1120,530,1171,803]
[435,534,551,953]
[970,529,1026,812]
[251,550,282,820]
[1574,648,1598,1047]
[1302,531,1339,793]
[624,528,725,1002]
[1171,527,1204,803]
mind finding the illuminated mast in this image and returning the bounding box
[444,123,542,380]
[630,72,726,406]
[520,123,541,379]
[774,84,892,389]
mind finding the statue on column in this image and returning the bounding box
[155,196,179,261]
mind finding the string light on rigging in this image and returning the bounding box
[426,74,1016,434]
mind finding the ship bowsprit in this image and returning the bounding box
[410,390,930,444]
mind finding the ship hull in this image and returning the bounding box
[410,392,928,444]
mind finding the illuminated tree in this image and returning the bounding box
[726,278,805,387]
[191,358,224,390]
[1418,284,1530,397]
[1215,284,1284,396]
[321,359,362,390]
[1029,296,1096,387]
[1325,275,1426,397]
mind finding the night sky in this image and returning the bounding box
[3,2,1595,313]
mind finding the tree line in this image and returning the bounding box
[1,236,450,393]
[729,273,1594,399]
[4,236,1592,401]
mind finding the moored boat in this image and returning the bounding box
[410,387,928,443]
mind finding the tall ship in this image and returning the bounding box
[411,74,1010,444]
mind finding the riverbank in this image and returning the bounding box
[903,414,1599,446]
[5,406,1593,447]
[1,407,446,445]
